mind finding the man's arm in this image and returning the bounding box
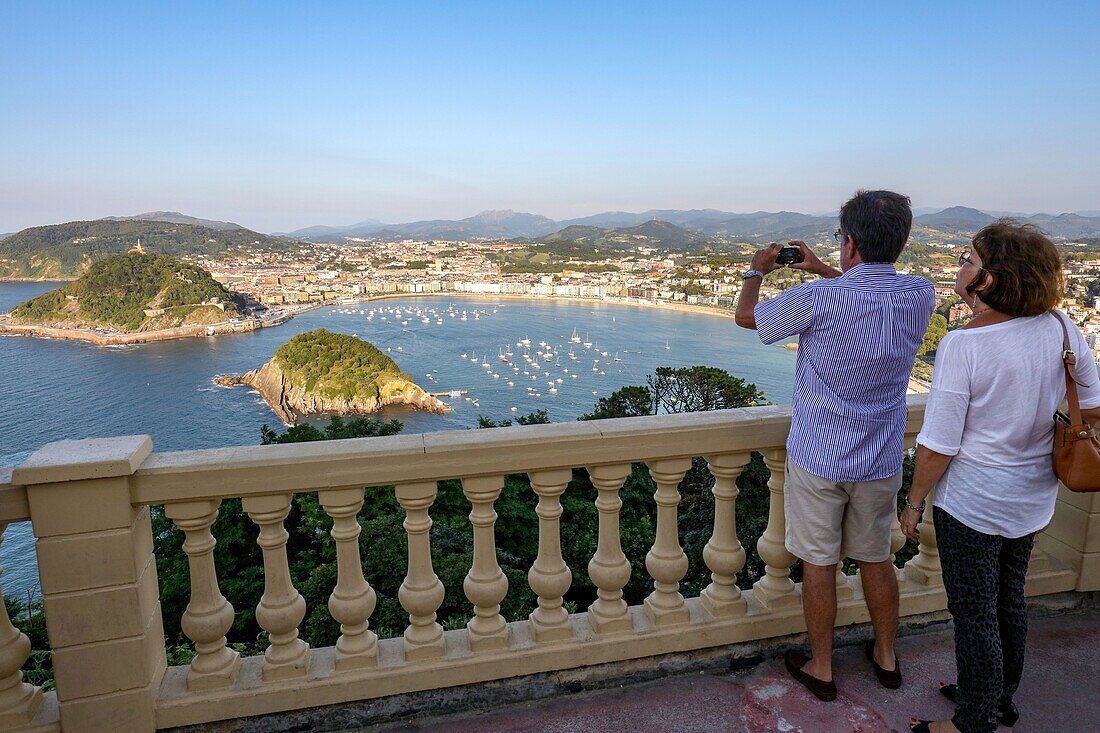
[734,243,781,330]
[735,275,764,329]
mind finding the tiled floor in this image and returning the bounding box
[373,608,1099,733]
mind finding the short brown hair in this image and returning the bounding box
[967,220,1064,317]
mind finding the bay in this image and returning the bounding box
[0,282,795,597]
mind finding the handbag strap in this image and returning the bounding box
[1050,310,1086,426]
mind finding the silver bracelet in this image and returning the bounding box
[903,497,926,512]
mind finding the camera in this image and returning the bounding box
[776,246,804,265]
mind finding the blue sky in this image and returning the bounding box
[2,1,1098,233]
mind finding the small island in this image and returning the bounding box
[216,328,450,423]
[0,252,258,344]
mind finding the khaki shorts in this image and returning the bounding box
[783,458,901,566]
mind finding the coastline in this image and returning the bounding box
[0,290,799,350]
[0,304,320,346]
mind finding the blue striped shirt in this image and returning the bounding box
[755,263,935,482]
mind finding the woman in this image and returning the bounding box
[901,221,1100,733]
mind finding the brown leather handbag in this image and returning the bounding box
[1051,312,1100,492]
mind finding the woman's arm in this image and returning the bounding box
[901,444,954,542]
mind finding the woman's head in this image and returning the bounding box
[955,220,1064,316]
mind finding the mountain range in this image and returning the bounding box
[100,211,246,231]
[278,206,1100,243]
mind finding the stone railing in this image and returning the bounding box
[0,397,1096,732]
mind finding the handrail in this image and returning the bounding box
[131,397,927,504]
[0,468,30,523]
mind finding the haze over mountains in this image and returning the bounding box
[277,206,1100,244]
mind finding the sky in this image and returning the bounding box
[2,1,1099,234]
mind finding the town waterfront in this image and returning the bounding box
[0,281,796,597]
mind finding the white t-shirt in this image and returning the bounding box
[917,311,1100,537]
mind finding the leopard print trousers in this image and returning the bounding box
[935,506,1035,733]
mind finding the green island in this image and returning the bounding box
[8,252,245,332]
[215,329,449,423]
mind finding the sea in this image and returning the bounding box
[0,281,796,599]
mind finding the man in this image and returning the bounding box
[735,190,934,701]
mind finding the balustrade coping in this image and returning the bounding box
[125,397,927,505]
[0,468,30,523]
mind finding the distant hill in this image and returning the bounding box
[914,207,1100,238]
[0,219,301,278]
[101,211,245,231]
[10,252,245,332]
[288,210,559,242]
[535,219,705,250]
[275,219,385,239]
[914,206,997,232]
[1024,213,1100,239]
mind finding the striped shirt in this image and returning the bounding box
[755,263,935,482]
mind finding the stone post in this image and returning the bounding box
[585,463,633,636]
[0,524,41,729]
[527,469,573,643]
[16,437,165,733]
[319,488,378,670]
[461,476,509,652]
[700,452,751,619]
[243,493,310,681]
[752,449,800,609]
[165,499,240,690]
[396,481,446,661]
[643,458,691,627]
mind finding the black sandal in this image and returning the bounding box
[938,683,1020,727]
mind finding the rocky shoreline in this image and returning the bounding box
[215,357,449,424]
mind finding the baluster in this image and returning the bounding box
[527,468,573,642]
[165,500,241,690]
[586,463,633,635]
[320,488,378,670]
[904,497,941,586]
[892,435,916,576]
[700,452,751,618]
[242,493,310,680]
[643,458,692,627]
[462,476,509,651]
[889,512,907,576]
[0,523,41,728]
[835,567,855,601]
[752,449,800,609]
[396,482,446,660]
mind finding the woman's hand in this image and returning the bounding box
[900,507,922,542]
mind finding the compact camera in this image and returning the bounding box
[776,246,804,265]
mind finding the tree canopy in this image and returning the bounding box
[273,329,411,400]
[11,252,243,331]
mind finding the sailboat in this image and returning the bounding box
[582,332,592,348]
[570,327,581,343]
[664,340,671,351]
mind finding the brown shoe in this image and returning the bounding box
[864,639,902,689]
[784,650,837,701]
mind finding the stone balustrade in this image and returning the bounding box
[0,397,1095,732]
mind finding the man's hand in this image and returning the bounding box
[788,240,840,278]
[751,243,782,274]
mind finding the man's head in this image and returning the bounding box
[837,190,913,269]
